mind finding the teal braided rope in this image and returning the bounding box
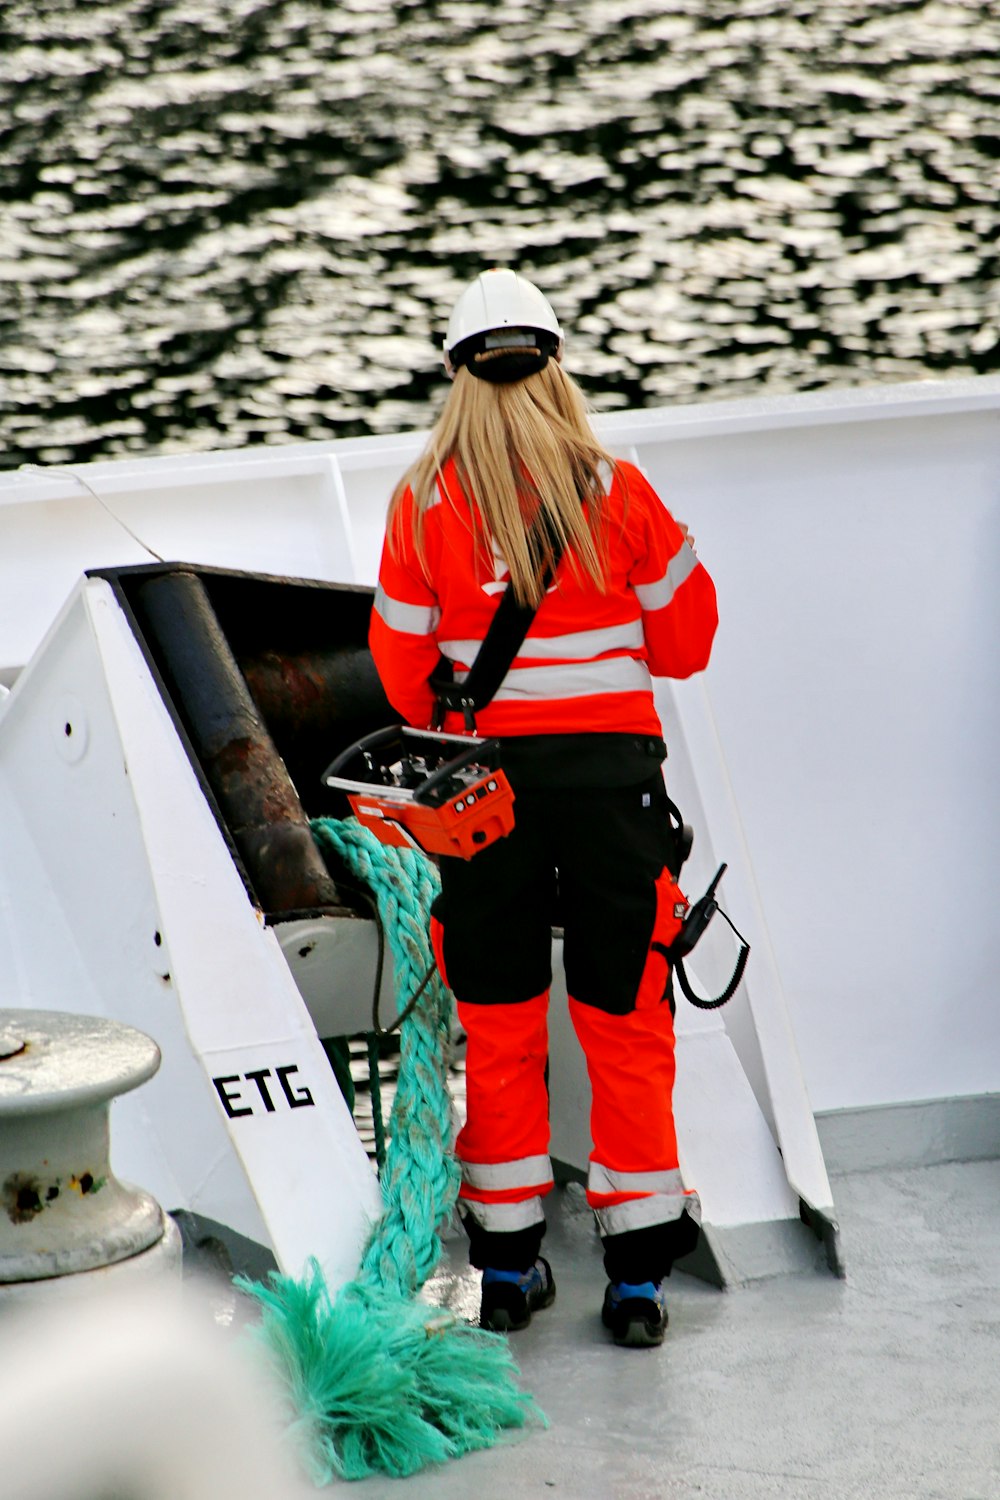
[309,816,459,1298]
[236,816,545,1483]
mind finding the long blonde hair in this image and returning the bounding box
[388,359,616,607]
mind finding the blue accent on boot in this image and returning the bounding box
[482,1266,530,1287]
[608,1280,659,1303]
[480,1258,555,1332]
[602,1279,667,1347]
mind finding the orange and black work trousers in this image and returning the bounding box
[431,766,701,1286]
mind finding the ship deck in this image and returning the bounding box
[331,1154,1000,1500]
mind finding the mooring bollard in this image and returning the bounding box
[0,1009,182,1296]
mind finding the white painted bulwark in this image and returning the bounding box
[618,385,1000,1117]
[0,450,363,681]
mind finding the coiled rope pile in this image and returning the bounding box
[237,817,543,1483]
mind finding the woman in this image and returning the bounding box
[369,269,718,1347]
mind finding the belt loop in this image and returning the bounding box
[460,696,477,734]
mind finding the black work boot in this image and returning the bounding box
[479,1258,556,1332]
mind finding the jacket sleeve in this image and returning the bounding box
[368,490,442,728]
[625,466,719,678]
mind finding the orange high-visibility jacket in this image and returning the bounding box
[369,457,718,736]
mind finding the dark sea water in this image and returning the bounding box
[1,0,998,469]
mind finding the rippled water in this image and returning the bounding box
[1,0,998,468]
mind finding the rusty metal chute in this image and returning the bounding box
[95,562,395,921]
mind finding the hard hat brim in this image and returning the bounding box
[446,330,562,383]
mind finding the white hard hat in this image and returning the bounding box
[443,269,564,381]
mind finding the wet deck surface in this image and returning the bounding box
[5,1150,996,1498]
[345,1156,1000,1500]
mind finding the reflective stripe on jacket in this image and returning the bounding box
[368,457,718,735]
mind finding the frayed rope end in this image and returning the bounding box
[236,1259,546,1484]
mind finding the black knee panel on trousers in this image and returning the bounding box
[602,1211,701,1284]
[435,774,682,1014]
[462,1215,547,1272]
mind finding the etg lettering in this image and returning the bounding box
[212,1064,315,1120]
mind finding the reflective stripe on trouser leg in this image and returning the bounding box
[568,994,699,1235]
[456,992,554,1232]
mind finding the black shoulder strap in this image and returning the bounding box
[432,541,563,730]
